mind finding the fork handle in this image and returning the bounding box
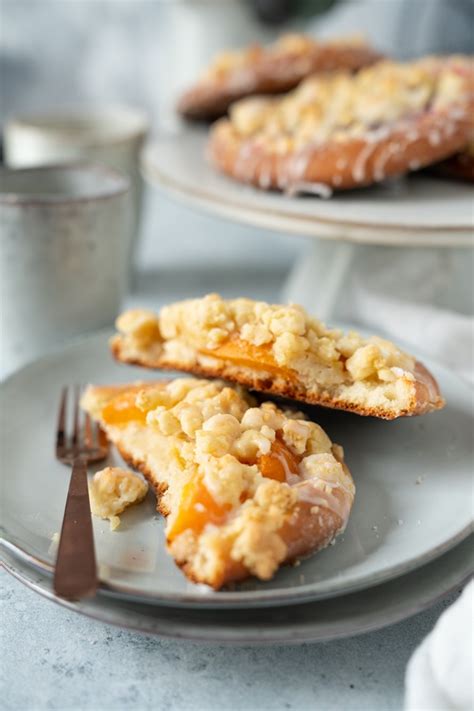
[54,457,98,600]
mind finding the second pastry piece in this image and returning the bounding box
[178,34,381,120]
[110,294,444,419]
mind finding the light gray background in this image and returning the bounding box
[1,2,472,709]
[2,0,472,280]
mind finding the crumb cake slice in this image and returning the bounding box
[82,378,355,589]
[208,55,473,192]
[110,294,444,420]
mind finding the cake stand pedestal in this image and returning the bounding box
[142,128,473,321]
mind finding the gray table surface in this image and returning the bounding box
[0,196,463,710]
[0,570,461,711]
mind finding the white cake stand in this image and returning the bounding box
[142,128,473,319]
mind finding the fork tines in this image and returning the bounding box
[56,386,108,464]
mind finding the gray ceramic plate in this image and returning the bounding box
[142,131,473,246]
[1,332,473,608]
[2,536,473,644]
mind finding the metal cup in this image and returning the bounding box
[0,163,130,376]
[3,106,148,269]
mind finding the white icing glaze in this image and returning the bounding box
[350,124,393,183]
[429,130,441,146]
[289,150,312,180]
[373,142,398,182]
[273,450,301,486]
[448,105,467,120]
[277,170,289,189]
[414,362,440,404]
[352,141,377,183]
[295,479,353,529]
[258,159,272,188]
[242,149,259,183]
[285,181,333,198]
[406,129,420,142]
[224,66,472,192]
[235,143,254,180]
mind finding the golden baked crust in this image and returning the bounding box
[207,55,474,191]
[178,34,382,120]
[81,378,355,589]
[110,295,445,420]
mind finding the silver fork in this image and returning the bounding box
[54,385,109,600]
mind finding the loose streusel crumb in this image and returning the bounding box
[89,467,148,530]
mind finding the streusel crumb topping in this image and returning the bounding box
[135,378,346,511]
[200,34,369,81]
[82,378,356,585]
[117,293,416,388]
[227,57,472,149]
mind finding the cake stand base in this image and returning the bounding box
[283,240,474,323]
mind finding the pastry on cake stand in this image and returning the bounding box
[141,128,473,321]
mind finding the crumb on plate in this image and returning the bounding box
[89,466,148,531]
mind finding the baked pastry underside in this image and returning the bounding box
[111,295,444,420]
[208,56,474,191]
[82,378,355,589]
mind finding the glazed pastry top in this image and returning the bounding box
[226,56,473,151]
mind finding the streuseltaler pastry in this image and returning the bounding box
[82,378,355,588]
[178,34,381,120]
[110,294,444,420]
[208,55,473,192]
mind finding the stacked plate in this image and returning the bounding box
[1,332,473,643]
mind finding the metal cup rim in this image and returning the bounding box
[0,162,131,206]
[5,105,149,148]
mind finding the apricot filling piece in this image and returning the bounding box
[100,384,157,426]
[81,378,355,589]
[258,438,301,483]
[168,478,232,541]
[169,438,302,541]
[100,386,305,544]
[200,336,297,382]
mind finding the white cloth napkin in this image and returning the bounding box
[405,580,474,710]
[300,244,474,709]
[334,245,474,384]
[345,249,474,709]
